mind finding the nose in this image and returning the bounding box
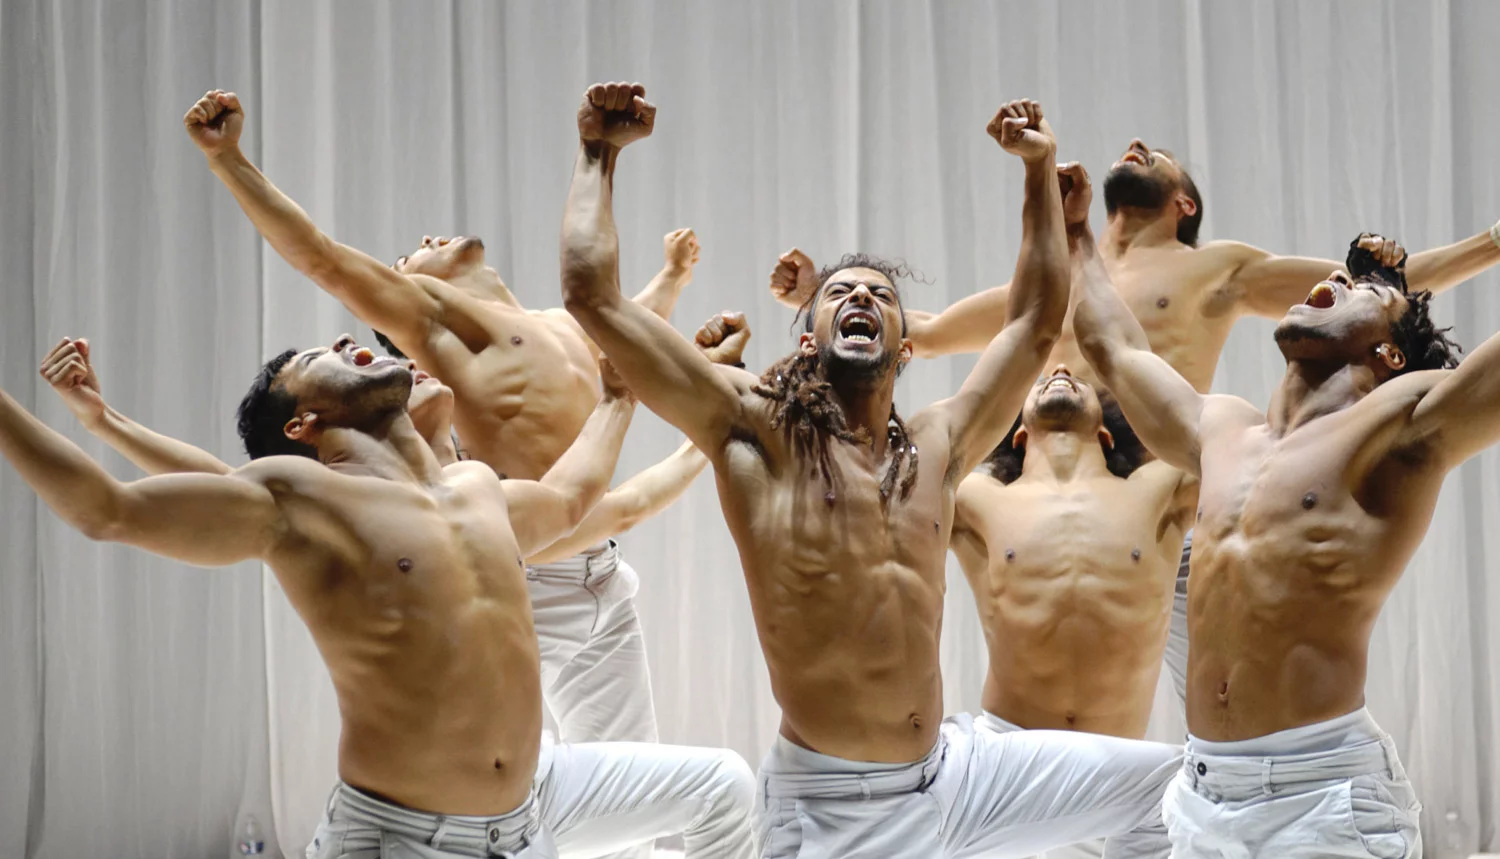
[1330,271,1350,286]
[422,235,433,246]
[332,333,356,352]
[847,283,875,305]
[406,361,417,372]
[436,236,450,246]
[1051,364,1072,377]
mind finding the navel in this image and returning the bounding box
[1196,506,1203,522]
[1064,711,1077,727]
[1217,680,1230,703]
[1302,492,1318,510]
[909,713,923,731]
[397,558,413,573]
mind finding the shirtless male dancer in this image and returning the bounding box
[774,142,1500,712]
[0,335,755,858]
[560,80,1180,858]
[1073,228,1500,857]
[184,91,691,753]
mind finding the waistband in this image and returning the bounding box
[976,710,1024,734]
[1182,709,1403,800]
[759,731,946,800]
[326,782,540,857]
[526,539,618,582]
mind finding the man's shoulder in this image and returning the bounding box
[233,454,330,490]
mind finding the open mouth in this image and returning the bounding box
[412,369,432,385]
[1120,150,1149,167]
[837,310,881,344]
[1042,375,1077,394]
[1304,282,1338,309]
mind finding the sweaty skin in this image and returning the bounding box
[37,320,746,564]
[1074,227,1500,741]
[184,89,699,481]
[951,364,1194,739]
[561,84,1068,762]
[821,139,1500,393]
[2,336,635,814]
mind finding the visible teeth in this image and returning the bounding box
[844,333,874,343]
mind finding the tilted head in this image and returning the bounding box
[983,368,1147,484]
[796,254,914,387]
[393,235,503,296]
[403,359,454,440]
[236,334,414,460]
[1274,236,1462,381]
[1103,139,1203,246]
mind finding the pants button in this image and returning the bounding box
[489,827,500,843]
[1196,762,1207,776]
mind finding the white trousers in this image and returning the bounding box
[1163,708,1422,858]
[755,713,1180,859]
[306,736,757,859]
[529,542,658,747]
[980,712,1168,859]
[1162,532,1192,711]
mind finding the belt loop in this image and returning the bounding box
[430,818,451,849]
[1380,735,1400,779]
[1261,758,1274,796]
[858,775,871,800]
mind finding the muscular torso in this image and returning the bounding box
[951,464,1192,738]
[715,400,956,763]
[266,461,541,815]
[1051,244,1244,394]
[1188,381,1444,740]
[411,285,601,480]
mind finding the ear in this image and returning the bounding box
[1175,192,1198,219]
[798,332,817,356]
[1375,342,1406,372]
[284,412,321,444]
[1098,426,1115,450]
[1012,427,1028,450]
[897,337,914,367]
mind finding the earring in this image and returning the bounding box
[1375,343,1406,370]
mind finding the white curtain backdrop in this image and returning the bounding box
[2,2,1498,857]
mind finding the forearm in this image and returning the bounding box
[907,284,1013,358]
[0,390,128,537]
[1072,225,1152,364]
[206,148,335,278]
[527,441,706,564]
[1406,230,1500,295]
[89,406,232,477]
[560,143,625,315]
[631,262,691,321]
[538,395,636,522]
[1008,157,1069,336]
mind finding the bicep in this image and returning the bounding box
[933,322,1051,473]
[1229,252,1344,319]
[1100,348,1208,477]
[315,249,443,344]
[907,283,1013,358]
[109,471,282,567]
[1410,333,1500,465]
[502,480,581,559]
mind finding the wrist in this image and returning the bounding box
[1489,219,1500,250]
[205,146,247,170]
[662,262,693,279]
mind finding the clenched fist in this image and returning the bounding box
[987,99,1055,164]
[183,89,244,156]
[40,338,105,427]
[1356,233,1405,270]
[664,228,701,272]
[1058,162,1091,226]
[768,248,819,310]
[694,312,751,366]
[578,82,656,149]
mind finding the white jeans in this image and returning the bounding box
[756,713,1180,859]
[306,736,757,858]
[529,541,658,745]
[1163,708,1422,858]
[979,712,1165,859]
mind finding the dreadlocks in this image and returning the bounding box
[753,253,922,504]
[1346,234,1463,376]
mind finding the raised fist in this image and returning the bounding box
[1058,162,1092,226]
[768,248,820,310]
[664,228,700,271]
[577,82,656,149]
[183,89,244,155]
[694,311,751,366]
[1356,233,1405,269]
[40,337,105,427]
[987,99,1055,164]
[598,355,635,403]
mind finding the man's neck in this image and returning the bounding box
[1268,360,1378,435]
[1019,429,1111,484]
[420,417,459,466]
[321,412,446,483]
[830,377,896,459]
[1102,209,1183,258]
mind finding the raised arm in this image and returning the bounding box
[1405,323,1500,468]
[184,90,441,347]
[502,360,636,557]
[631,228,700,320]
[0,387,282,567]
[40,338,232,476]
[1226,224,1500,319]
[560,82,753,455]
[1073,226,1207,476]
[924,100,1070,474]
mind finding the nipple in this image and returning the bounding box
[825,491,837,507]
[1004,549,1016,563]
[1131,548,1142,563]
[397,558,413,573]
[934,520,941,533]
[511,335,523,346]
[1157,297,1170,309]
[494,758,503,770]
[1302,492,1317,510]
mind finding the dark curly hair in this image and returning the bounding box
[236,349,318,460]
[757,253,921,503]
[981,393,1147,484]
[1345,234,1463,376]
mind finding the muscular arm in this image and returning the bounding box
[905,283,1014,358]
[1073,229,1207,476]
[1406,327,1500,467]
[560,123,751,455]
[1228,229,1500,319]
[83,407,232,477]
[526,439,706,564]
[502,391,636,558]
[0,389,281,566]
[927,135,1068,474]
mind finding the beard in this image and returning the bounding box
[1103,166,1174,215]
[822,341,900,388]
[1028,390,1088,429]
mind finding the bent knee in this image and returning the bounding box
[707,749,757,810]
